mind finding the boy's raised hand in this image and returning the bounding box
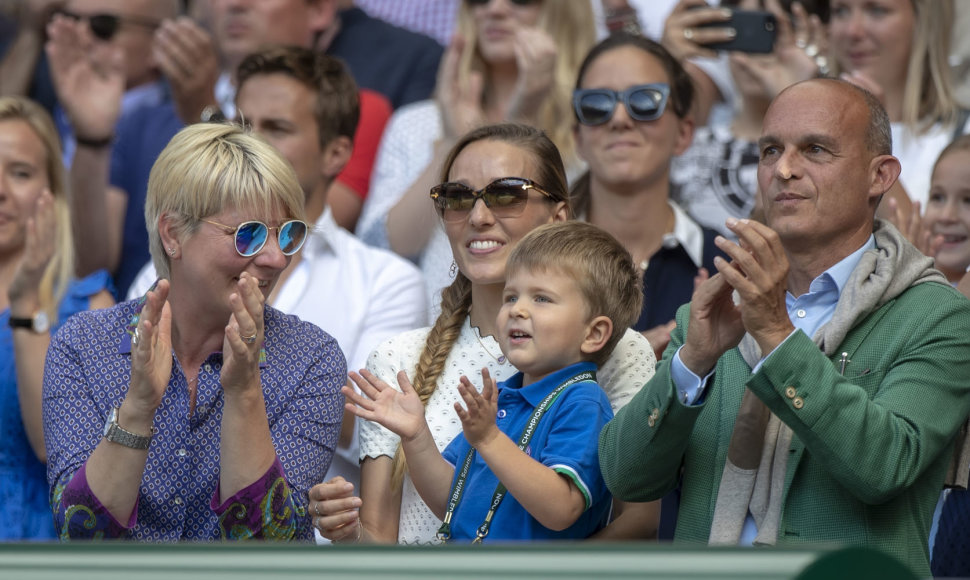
[455,368,500,450]
[345,370,426,441]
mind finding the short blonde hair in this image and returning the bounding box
[145,123,306,279]
[0,97,72,323]
[455,1,596,166]
[506,221,642,366]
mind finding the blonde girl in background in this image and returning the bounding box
[0,96,113,539]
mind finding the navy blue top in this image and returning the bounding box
[0,270,110,540]
[109,100,184,298]
[328,7,442,110]
[0,18,58,114]
[636,226,725,332]
[441,362,613,541]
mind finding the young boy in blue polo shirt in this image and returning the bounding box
[346,221,643,541]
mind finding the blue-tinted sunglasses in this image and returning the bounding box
[201,219,308,257]
[573,83,670,126]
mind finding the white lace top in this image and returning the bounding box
[358,320,656,544]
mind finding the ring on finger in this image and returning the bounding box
[683,27,694,40]
[314,502,321,517]
[132,327,141,347]
[804,43,819,58]
[240,331,258,344]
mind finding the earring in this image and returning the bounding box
[168,247,176,256]
[449,261,458,278]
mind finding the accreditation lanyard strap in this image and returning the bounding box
[436,370,596,543]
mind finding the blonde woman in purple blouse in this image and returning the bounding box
[43,123,346,541]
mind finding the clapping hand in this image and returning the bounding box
[46,12,124,140]
[220,272,265,395]
[153,16,221,125]
[885,199,943,258]
[505,25,556,123]
[128,279,173,418]
[436,34,486,140]
[713,218,793,355]
[345,369,427,442]
[8,189,56,312]
[455,368,499,450]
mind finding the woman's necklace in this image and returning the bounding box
[473,328,506,364]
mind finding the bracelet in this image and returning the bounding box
[333,516,363,544]
[75,134,114,149]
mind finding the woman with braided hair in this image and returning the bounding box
[309,122,657,544]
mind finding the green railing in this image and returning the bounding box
[0,542,836,580]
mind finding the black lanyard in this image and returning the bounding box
[436,370,596,543]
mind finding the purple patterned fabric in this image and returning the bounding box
[43,301,346,541]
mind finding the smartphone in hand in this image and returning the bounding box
[698,10,777,54]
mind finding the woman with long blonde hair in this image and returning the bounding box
[829,0,965,207]
[355,0,597,320]
[0,96,113,539]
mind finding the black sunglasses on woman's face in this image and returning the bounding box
[54,9,160,41]
[465,0,541,6]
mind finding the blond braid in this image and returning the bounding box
[389,273,472,489]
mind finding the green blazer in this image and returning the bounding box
[600,281,970,577]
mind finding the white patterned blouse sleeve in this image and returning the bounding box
[357,328,431,460]
[597,328,657,413]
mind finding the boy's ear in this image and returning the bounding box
[580,315,612,356]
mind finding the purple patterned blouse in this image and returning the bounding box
[42,300,346,541]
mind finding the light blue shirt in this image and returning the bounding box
[670,235,876,544]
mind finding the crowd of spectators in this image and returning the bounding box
[0,0,968,576]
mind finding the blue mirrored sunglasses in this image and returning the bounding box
[201,219,308,257]
[573,83,671,126]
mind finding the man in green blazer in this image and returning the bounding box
[599,78,970,577]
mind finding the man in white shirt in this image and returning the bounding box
[128,46,427,497]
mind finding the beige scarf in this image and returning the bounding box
[708,220,953,546]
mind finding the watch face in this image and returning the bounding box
[104,407,119,437]
[33,311,50,333]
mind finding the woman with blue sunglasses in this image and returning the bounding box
[43,123,345,541]
[572,34,725,362]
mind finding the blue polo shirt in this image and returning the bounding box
[440,362,614,541]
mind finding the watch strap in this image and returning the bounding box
[8,316,34,329]
[8,311,49,333]
[104,408,155,450]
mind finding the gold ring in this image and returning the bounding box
[241,332,257,344]
[683,28,694,40]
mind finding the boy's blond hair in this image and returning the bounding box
[506,221,643,366]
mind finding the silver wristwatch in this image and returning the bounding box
[103,407,154,450]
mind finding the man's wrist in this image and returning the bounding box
[679,345,717,377]
[753,326,795,358]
